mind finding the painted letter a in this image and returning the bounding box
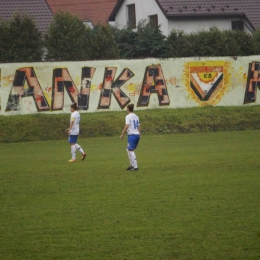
[138,65,170,107]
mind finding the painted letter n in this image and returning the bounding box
[51,67,95,110]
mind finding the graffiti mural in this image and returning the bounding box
[183,61,232,106]
[51,67,96,110]
[243,61,260,104]
[0,57,259,115]
[98,68,134,109]
[137,65,170,107]
[5,67,49,112]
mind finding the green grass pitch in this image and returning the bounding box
[1,131,260,259]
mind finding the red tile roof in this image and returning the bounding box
[0,0,53,32]
[46,0,118,24]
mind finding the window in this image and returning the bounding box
[149,15,158,28]
[232,21,244,31]
[127,4,136,29]
[83,21,93,29]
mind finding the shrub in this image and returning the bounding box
[111,25,137,59]
[134,20,167,58]
[89,24,120,60]
[167,30,195,57]
[0,14,43,62]
[44,11,90,61]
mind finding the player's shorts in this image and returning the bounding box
[68,135,78,143]
[127,134,140,150]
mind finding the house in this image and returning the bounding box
[46,0,118,27]
[108,0,260,35]
[0,0,53,32]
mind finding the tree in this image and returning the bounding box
[111,26,137,59]
[0,18,9,62]
[168,27,254,58]
[230,29,255,56]
[221,30,242,56]
[44,11,91,61]
[191,27,229,57]
[167,30,195,57]
[252,27,260,55]
[0,14,43,62]
[89,24,120,60]
[134,20,167,58]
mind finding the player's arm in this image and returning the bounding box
[65,117,75,134]
[120,124,129,139]
[138,125,141,135]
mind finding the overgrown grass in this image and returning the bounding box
[0,131,260,259]
[1,106,260,143]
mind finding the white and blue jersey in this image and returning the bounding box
[126,113,140,150]
[70,111,80,135]
[126,113,140,135]
[68,111,80,143]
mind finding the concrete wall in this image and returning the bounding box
[0,56,259,115]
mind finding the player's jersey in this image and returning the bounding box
[70,111,80,135]
[125,113,140,135]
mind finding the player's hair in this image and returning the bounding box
[71,102,78,110]
[127,103,134,112]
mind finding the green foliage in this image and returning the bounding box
[251,27,260,55]
[0,18,9,62]
[112,20,167,59]
[1,106,260,143]
[1,9,260,62]
[89,23,120,60]
[167,30,195,57]
[0,14,43,62]
[111,25,137,59]
[220,30,241,56]
[191,27,227,57]
[168,27,256,57]
[134,20,167,58]
[228,29,255,56]
[44,11,91,61]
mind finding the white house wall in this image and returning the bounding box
[168,17,251,35]
[114,0,168,35]
[114,1,253,35]
[243,20,254,34]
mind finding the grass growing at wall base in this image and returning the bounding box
[1,105,260,143]
[0,131,260,259]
